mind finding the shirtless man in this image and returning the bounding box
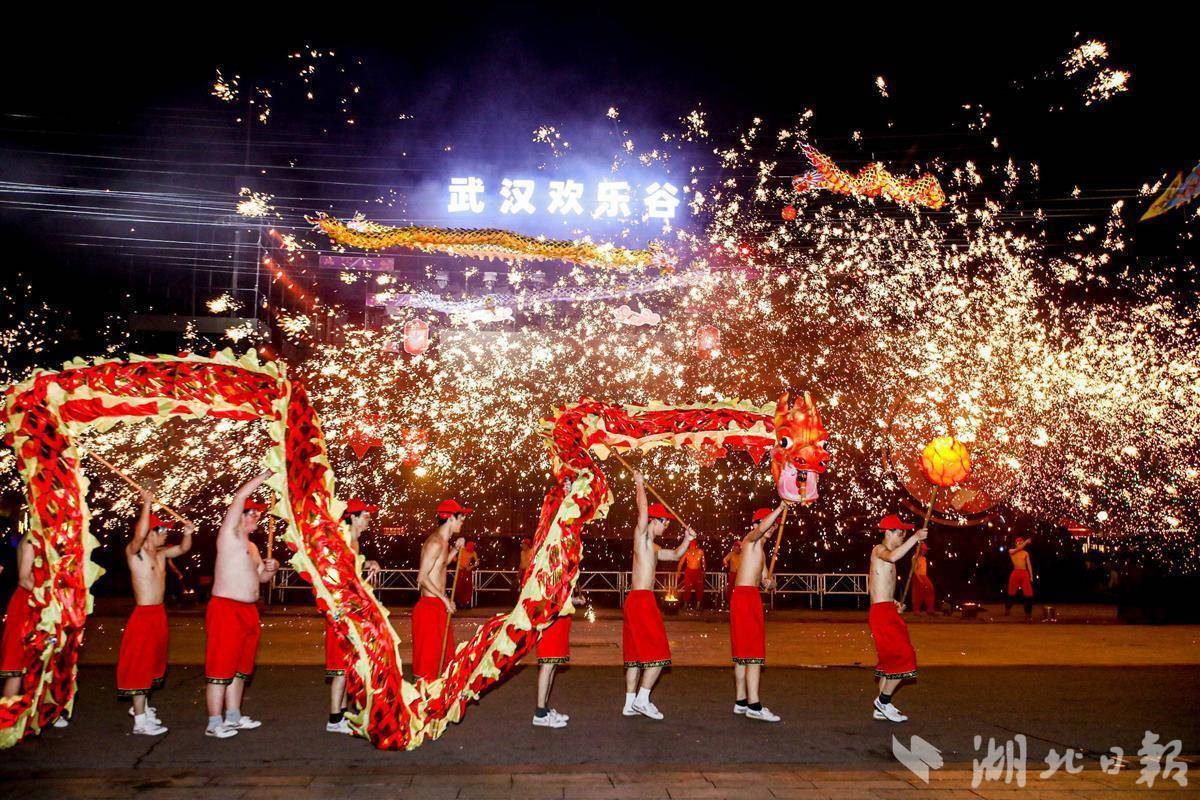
[1,532,35,699]
[911,544,936,614]
[412,499,468,680]
[204,469,277,738]
[675,541,706,611]
[1005,536,1035,620]
[867,514,928,723]
[454,541,478,610]
[730,505,791,722]
[622,471,694,720]
[325,498,382,734]
[119,489,194,735]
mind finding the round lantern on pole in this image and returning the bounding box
[901,435,972,608]
[403,319,431,355]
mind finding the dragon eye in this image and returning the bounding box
[778,436,793,450]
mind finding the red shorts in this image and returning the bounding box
[536,615,572,664]
[1007,569,1033,597]
[730,586,765,664]
[116,604,169,696]
[325,617,352,677]
[869,601,917,680]
[622,589,670,668]
[411,596,455,681]
[204,596,261,684]
[0,586,33,678]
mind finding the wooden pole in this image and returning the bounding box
[82,450,191,526]
[609,450,698,534]
[437,551,461,676]
[900,487,939,609]
[266,513,275,561]
[767,505,790,579]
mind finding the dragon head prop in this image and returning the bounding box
[772,392,830,503]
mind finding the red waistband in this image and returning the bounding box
[132,603,165,610]
[626,589,654,597]
[870,601,898,608]
[210,595,256,607]
[416,595,445,605]
[732,585,760,593]
[11,586,32,599]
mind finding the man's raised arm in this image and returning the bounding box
[878,529,928,563]
[658,528,696,562]
[634,471,648,535]
[747,503,787,543]
[220,469,272,536]
[161,523,195,559]
[126,489,155,556]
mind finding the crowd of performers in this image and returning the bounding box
[0,469,1039,740]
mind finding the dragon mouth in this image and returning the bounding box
[777,462,819,503]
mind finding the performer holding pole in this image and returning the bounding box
[204,469,276,738]
[324,498,381,734]
[532,591,586,729]
[868,514,927,723]
[621,469,694,720]
[730,503,791,722]
[1005,536,1035,621]
[119,489,194,735]
[412,499,469,681]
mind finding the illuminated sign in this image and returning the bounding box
[447,177,679,220]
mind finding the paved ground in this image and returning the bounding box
[4,666,1197,768]
[7,604,1199,797]
[74,602,1200,670]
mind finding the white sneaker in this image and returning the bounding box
[227,716,262,730]
[622,704,639,716]
[631,700,664,720]
[205,723,238,738]
[129,706,160,724]
[326,719,352,734]
[532,712,567,728]
[734,703,748,715]
[133,717,168,736]
[548,708,569,722]
[52,716,69,728]
[745,706,781,723]
[872,698,908,722]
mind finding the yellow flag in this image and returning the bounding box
[1140,173,1182,221]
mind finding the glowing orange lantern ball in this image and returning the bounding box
[920,436,971,488]
[781,205,797,221]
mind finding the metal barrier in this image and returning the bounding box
[271,568,868,606]
[819,573,869,609]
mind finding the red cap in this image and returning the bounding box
[437,499,472,518]
[464,541,476,551]
[343,498,380,517]
[243,498,269,514]
[879,514,915,531]
[521,538,532,548]
[149,514,177,530]
[751,507,774,522]
[647,502,676,522]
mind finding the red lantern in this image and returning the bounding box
[696,325,720,358]
[403,319,430,355]
[781,205,797,221]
